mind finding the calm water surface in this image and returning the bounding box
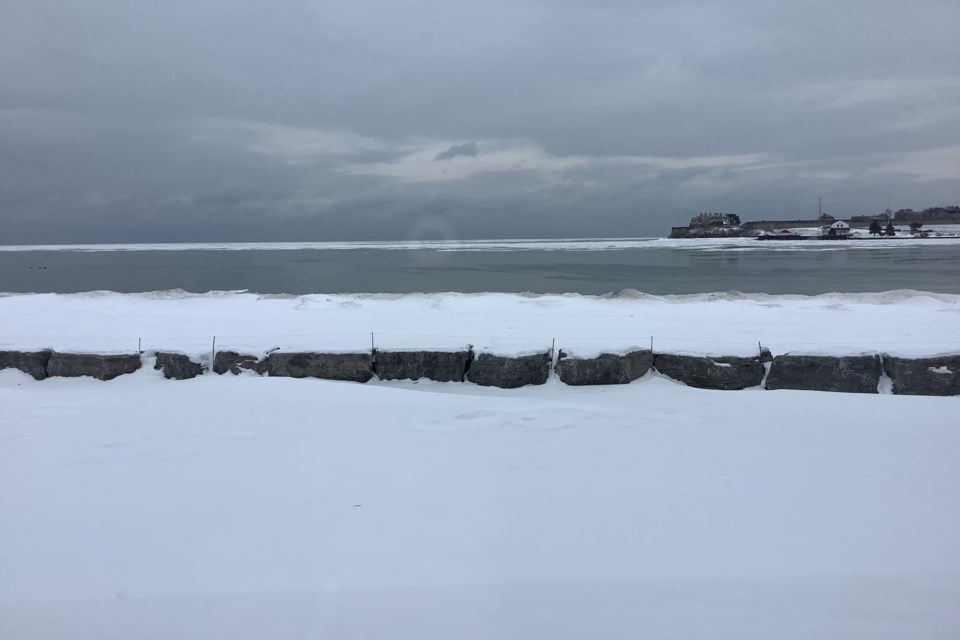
[2,241,959,295]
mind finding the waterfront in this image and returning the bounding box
[3,238,960,295]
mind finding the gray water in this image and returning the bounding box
[2,243,960,295]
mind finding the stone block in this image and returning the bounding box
[266,352,373,383]
[0,350,52,380]
[374,350,471,382]
[555,350,652,385]
[654,353,764,390]
[883,355,960,396]
[47,353,141,381]
[154,352,204,380]
[466,352,551,389]
[213,351,267,376]
[766,354,881,393]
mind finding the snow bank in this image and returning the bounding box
[1,289,958,358]
[1,371,958,639]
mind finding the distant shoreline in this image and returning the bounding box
[755,232,960,241]
[670,207,960,239]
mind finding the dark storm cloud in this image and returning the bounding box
[435,142,479,161]
[1,0,958,243]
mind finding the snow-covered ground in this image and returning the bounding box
[1,289,958,358]
[3,291,959,638]
[2,370,959,639]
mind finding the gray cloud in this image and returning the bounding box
[1,0,958,243]
[435,142,479,161]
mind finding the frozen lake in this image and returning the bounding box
[2,238,960,295]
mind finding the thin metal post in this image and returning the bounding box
[138,337,141,354]
[371,332,375,353]
[650,336,654,353]
[211,336,216,369]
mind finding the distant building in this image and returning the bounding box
[689,213,740,229]
[910,222,930,238]
[824,220,850,238]
[669,212,742,238]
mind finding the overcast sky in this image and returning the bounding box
[2,0,958,243]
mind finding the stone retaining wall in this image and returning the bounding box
[1,348,957,396]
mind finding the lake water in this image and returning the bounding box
[2,238,960,295]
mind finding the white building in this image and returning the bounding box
[822,220,850,238]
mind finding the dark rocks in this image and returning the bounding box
[654,353,765,390]
[883,355,960,396]
[0,350,52,380]
[466,352,551,389]
[47,353,141,381]
[766,354,881,393]
[266,352,373,383]
[555,350,652,385]
[374,350,472,382]
[154,352,204,380]
[213,351,267,376]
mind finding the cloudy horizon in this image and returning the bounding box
[2,0,958,243]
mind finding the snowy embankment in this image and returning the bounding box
[1,289,959,357]
[2,290,959,638]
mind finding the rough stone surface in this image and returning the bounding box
[766,354,881,393]
[266,352,373,382]
[46,353,141,381]
[374,350,472,382]
[213,351,267,375]
[654,353,765,390]
[466,352,551,389]
[883,354,960,396]
[154,352,204,380]
[555,350,652,385]
[0,350,52,380]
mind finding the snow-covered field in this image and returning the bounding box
[2,291,960,639]
[2,289,959,358]
[2,370,959,639]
